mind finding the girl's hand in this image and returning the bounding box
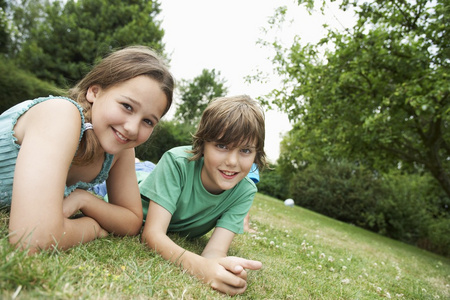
[62,189,87,218]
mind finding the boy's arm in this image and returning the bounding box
[142,201,260,296]
[201,227,237,258]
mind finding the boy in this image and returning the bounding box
[140,95,267,295]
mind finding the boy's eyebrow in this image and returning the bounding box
[122,95,160,123]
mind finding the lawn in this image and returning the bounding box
[1,193,449,299]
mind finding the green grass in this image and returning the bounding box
[1,194,449,299]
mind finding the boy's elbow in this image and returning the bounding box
[140,227,160,249]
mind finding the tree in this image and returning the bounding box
[0,0,9,53]
[11,0,165,86]
[175,69,228,127]
[264,0,450,197]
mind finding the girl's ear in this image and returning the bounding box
[86,85,101,103]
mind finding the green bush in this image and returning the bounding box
[135,121,193,163]
[374,171,450,256]
[0,58,59,114]
[288,162,450,256]
[289,161,384,226]
[258,166,289,200]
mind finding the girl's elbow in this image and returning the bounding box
[9,223,64,253]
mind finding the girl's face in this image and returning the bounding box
[201,140,257,194]
[86,75,167,155]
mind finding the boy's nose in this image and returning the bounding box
[225,150,238,166]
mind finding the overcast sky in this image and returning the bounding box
[158,0,354,162]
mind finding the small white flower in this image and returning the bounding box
[376,287,382,293]
[395,276,400,281]
[341,278,350,284]
[396,293,404,298]
[328,256,335,262]
[330,267,335,272]
[270,241,275,245]
[385,292,391,298]
[422,288,427,293]
[374,263,378,266]
[319,253,325,259]
[317,265,322,270]
[342,266,347,271]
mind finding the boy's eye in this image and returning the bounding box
[216,144,227,149]
[143,119,153,126]
[122,103,132,111]
[241,148,252,154]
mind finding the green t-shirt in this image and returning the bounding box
[139,146,257,238]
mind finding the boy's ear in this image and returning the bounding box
[86,85,101,103]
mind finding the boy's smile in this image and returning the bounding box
[201,142,256,194]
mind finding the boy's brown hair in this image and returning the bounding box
[190,95,267,171]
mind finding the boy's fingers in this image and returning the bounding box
[226,256,263,271]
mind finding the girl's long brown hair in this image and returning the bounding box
[68,46,175,165]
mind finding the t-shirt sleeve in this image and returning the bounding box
[139,151,184,215]
[216,179,257,234]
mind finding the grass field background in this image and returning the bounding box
[1,193,449,299]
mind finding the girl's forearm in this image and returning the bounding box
[79,194,142,236]
[73,192,142,236]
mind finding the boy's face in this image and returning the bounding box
[201,141,257,194]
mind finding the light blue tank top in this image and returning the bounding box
[0,96,114,207]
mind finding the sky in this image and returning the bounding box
[158,0,354,163]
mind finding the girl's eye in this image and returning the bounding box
[122,103,132,111]
[216,144,227,149]
[143,119,153,126]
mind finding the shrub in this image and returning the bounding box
[0,58,58,114]
[288,162,450,256]
[258,166,289,200]
[289,161,384,226]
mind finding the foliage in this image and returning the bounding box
[135,120,192,163]
[175,68,228,127]
[0,57,58,113]
[1,195,449,299]
[289,161,450,256]
[9,0,165,86]
[0,0,9,53]
[264,0,450,197]
[257,164,290,200]
[289,161,384,226]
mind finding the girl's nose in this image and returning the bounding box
[123,119,139,139]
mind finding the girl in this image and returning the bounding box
[0,46,174,253]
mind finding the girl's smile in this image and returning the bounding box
[86,75,167,154]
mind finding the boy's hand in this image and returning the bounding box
[219,256,262,280]
[200,256,262,295]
